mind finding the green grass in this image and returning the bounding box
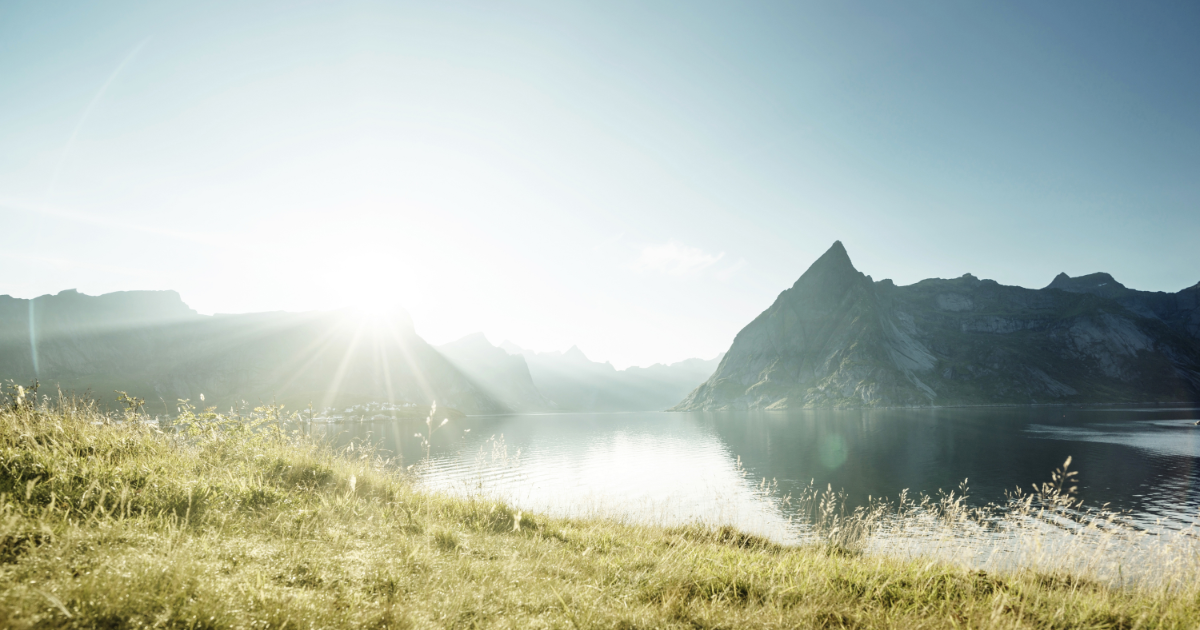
[1,393,1198,629]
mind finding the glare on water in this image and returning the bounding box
[324,406,1200,588]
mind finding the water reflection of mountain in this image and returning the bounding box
[691,407,1200,518]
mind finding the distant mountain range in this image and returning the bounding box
[435,333,552,412]
[435,332,722,412]
[0,290,720,415]
[7,244,1196,414]
[484,340,721,412]
[674,242,1200,410]
[0,290,499,414]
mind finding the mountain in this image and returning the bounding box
[504,342,723,411]
[0,290,502,414]
[674,242,1200,410]
[616,356,726,408]
[1044,273,1200,338]
[436,333,551,412]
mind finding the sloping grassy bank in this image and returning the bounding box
[1,393,1197,629]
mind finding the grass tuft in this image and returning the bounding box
[0,391,1196,628]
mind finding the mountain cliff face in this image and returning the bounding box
[674,242,1200,410]
[437,333,551,412]
[0,290,502,414]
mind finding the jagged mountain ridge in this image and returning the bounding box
[0,290,724,415]
[1044,272,1200,338]
[0,290,502,414]
[674,242,1200,410]
[501,341,723,412]
[436,333,552,412]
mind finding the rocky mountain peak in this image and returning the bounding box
[443,332,493,351]
[675,245,1200,411]
[806,240,853,271]
[563,345,590,362]
[1045,272,1129,299]
[788,241,868,298]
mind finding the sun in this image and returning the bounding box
[348,294,405,319]
[343,296,416,338]
[309,250,421,323]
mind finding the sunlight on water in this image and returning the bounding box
[1026,419,1200,460]
[326,408,1200,532]
[326,406,1200,585]
[412,421,800,543]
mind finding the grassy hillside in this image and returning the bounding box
[1,389,1197,628]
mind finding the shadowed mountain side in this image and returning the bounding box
[1045,272,1200,339]
[0,290,502,414]
[674,242,1200,410]
[436,333,552,412]
[504,342,722,411]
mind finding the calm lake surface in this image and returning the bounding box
[324,406,1200,542]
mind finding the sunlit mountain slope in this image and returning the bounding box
[436,333,552,412]
[0,290,501,414]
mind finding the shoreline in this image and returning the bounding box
[3,400,1199,627]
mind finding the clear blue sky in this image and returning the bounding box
[2,1,1198,368]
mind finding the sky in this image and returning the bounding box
[1,1,1198,369]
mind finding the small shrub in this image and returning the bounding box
[432,529,461,552]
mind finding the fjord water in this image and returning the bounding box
[327,406,1200,542]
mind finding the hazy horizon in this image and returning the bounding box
[3,1,1198,369]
